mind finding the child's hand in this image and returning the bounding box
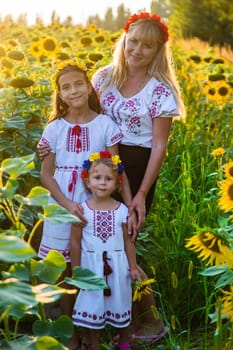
[130,268,141,281]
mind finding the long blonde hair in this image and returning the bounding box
[103,18,185,117]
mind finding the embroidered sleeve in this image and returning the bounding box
[149,83,179,118]
[121,204,129,224]
[39,121,58,153]
[103,116,122,146]
[92,65,111,95]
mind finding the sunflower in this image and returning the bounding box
[224,161,233,179]
[211,147,225,157]
[221,286,233,322]
[132,278,156,302]
[29,41,42,57]
[202,85,217,101]
[218,178,233,212]
[41,36,58,55]
[185,231,233,268]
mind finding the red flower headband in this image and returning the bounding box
[124,12,169,43]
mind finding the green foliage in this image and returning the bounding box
[170,0,233,48]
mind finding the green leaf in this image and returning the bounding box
[2,116,28,129]
[32,283,75,304]
[0,178,19,200]
[65,266,107,290]
[2,222,27,238]
[53,315,73,342]
[0,235,36,262]
[1,153,35,179]
[32,315,73,344]
[15,186,50,206]
[36,250,66,284]
[1,334,36,350]
[2,262,30,281]
[0,278,37,310]
[199,266,227,276]
[35,336,67,350]
[38,204,81,224]
[215,270,233,289]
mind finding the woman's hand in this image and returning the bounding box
[37,143,51,160]
[127,210,139,243]
[128,191,146,231]
[67,201,88,227]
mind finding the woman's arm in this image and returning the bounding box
[106,144,132,207]
[37,143,51,160]
[41,153,83,217]
[107,144,138,238]
[130,117,172,225]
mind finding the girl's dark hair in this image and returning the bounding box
[49,64,102,122]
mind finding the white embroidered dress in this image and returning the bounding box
[38,115,122,261]
[72,201,132,329]
[92,65,179,148]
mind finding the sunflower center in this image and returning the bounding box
[200,232,220,253]
[218,86,228,96]
[208,88,216,96]
[228,184,233,200]
[44,39,56,51]
[229,167,233,177]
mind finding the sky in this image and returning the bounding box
[0,0,152,25]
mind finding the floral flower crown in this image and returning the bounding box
[81,151,124,182]
[52,59,91,90]
[124,12,169,43]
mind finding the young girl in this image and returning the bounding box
[70,151,141,350]
[37,61,133,349]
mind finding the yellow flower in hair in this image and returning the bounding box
[89,152,100,162]
[111,155,121,165]
[52,59,90,90]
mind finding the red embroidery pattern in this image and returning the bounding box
[66,125,90,153]
[72,308,131,328]
[94,211,115,243]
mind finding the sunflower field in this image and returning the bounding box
[0,19,233,350]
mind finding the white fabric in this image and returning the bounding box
[38,115,122,262]
[92,65,179,148]
[72,201,132,329]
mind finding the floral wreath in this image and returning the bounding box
[81,151,124,182]
[52,59,92,90]
[124,12,169,43]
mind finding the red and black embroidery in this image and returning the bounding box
[66,125,90,153]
